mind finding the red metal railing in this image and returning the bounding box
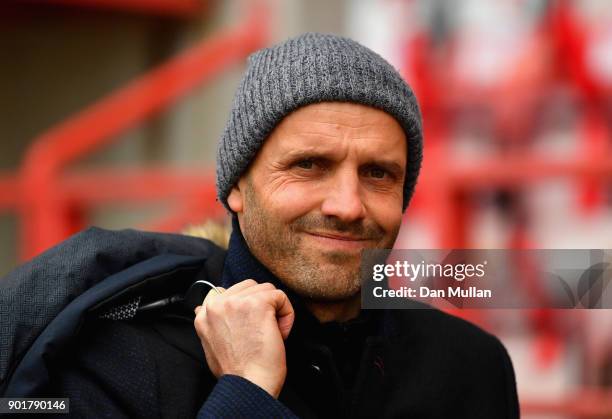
[1,1,268,261]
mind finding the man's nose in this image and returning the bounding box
[320,169,366,222]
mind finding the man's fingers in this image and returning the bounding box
[233,282,277,298]
[268,289,294,318]
[222,279,258,296]
[268,289,295,340]
[202,286,226,306]
[194,285,227,316]
[195,281,294,340]
[198,280,268,311]
[228,283,292,321]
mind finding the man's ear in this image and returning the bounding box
[227,184,244,213]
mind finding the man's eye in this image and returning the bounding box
[369,167,387,179]
[296,159,314,169]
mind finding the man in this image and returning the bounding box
[0,33,519,418]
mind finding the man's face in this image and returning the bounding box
[228,102,407,302]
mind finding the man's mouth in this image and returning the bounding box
[304,231,372,251]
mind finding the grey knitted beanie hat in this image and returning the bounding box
[216,32,423,212]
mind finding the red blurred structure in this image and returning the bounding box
[0,0,268,261]
[402,1,612,416]
[550,0,612,213]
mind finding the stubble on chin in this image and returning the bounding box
[239,182,392,301]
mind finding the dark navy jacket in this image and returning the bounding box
[0,227,520,418]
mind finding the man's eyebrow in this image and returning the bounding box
[280,150,405,173]
[368,160,405,177]
[281,149,335,159]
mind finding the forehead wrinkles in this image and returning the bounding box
[273,132,406,167]
[274,121,404,153]
[283,107,395,135]
[286,105,403,142]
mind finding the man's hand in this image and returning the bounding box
[193,279,295,399]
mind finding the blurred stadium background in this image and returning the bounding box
[1,0,611,417]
